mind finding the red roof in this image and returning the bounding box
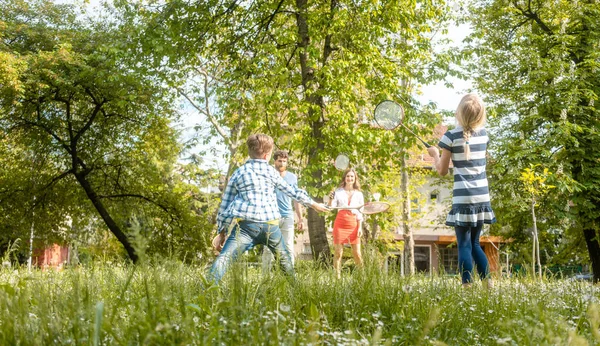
[406,124,453,168]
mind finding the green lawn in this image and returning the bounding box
[0,258,598,345]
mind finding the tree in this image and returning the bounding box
[519,165,555,279]
[124,0,453,263]
[0,0,187,262]
[464,1,600,281]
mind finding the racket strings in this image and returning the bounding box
[334,154,349,170]
[374,101,404,130]
[362,202,391,215]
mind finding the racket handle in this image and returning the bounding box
[420,139,431,148]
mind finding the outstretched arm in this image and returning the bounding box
[294,200,304,230]
[276,174,329,212]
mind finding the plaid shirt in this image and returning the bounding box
[216,159,314,233]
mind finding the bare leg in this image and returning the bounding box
[350,243,363,269]
[333,243,344,279]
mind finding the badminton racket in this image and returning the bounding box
[334,153,350,170]
[374,100,431,148]
[328,201,391,215]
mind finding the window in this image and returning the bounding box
[411,198,421,213]
[430,192,438,203]
[439,246,459,274]
[388,254,403,272]
[414,246,431,273]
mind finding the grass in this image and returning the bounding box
[0,255,599,345]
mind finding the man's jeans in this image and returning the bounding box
[208,220,293,284]
[262,216,295,272]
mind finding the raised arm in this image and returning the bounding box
[428,147,451,176]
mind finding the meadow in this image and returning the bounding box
[0,257,599,345]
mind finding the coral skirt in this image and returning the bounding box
[333,210,359,245]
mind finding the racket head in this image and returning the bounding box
[374,100,404,130]
[334,154,350,170]
[361,202,391,215]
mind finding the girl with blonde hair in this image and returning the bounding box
[427,93,496,288]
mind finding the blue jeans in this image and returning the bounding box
[455,225,489,284]
[262,216,295,272]
[208,220,293,284]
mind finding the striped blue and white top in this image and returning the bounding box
[438,127,496,227]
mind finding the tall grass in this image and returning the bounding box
[0,255,599,345]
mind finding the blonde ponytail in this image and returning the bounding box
[463,127,472,160]
[455,94,486,161]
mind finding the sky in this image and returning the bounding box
[417,23,473,110]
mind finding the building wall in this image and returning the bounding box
[34,244,69,269]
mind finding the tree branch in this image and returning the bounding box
[98,193,171,214]
[258,0,286,44]
[20,115,71,154]
[176,72,233,150]
[73,88,105,144]
[40,169,74,191]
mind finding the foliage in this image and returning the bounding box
[119,0,455,260]
[519,164,555,200]
[364,164,434,254]
[0,0,215,261]
[463,0,600,277]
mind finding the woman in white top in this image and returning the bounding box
[328,169,364,279]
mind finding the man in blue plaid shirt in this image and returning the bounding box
[209,134,330,283]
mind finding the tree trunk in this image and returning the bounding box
[583,226,600,283]
[531,199,541,279]
[293,0,336,264]
[401,156,414,275]
[531,232,536,279]
[307,208,331,264]
[371,217,381,240]
[536,234,541,279]
[305,119,331,263]
[74,173,138,263]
